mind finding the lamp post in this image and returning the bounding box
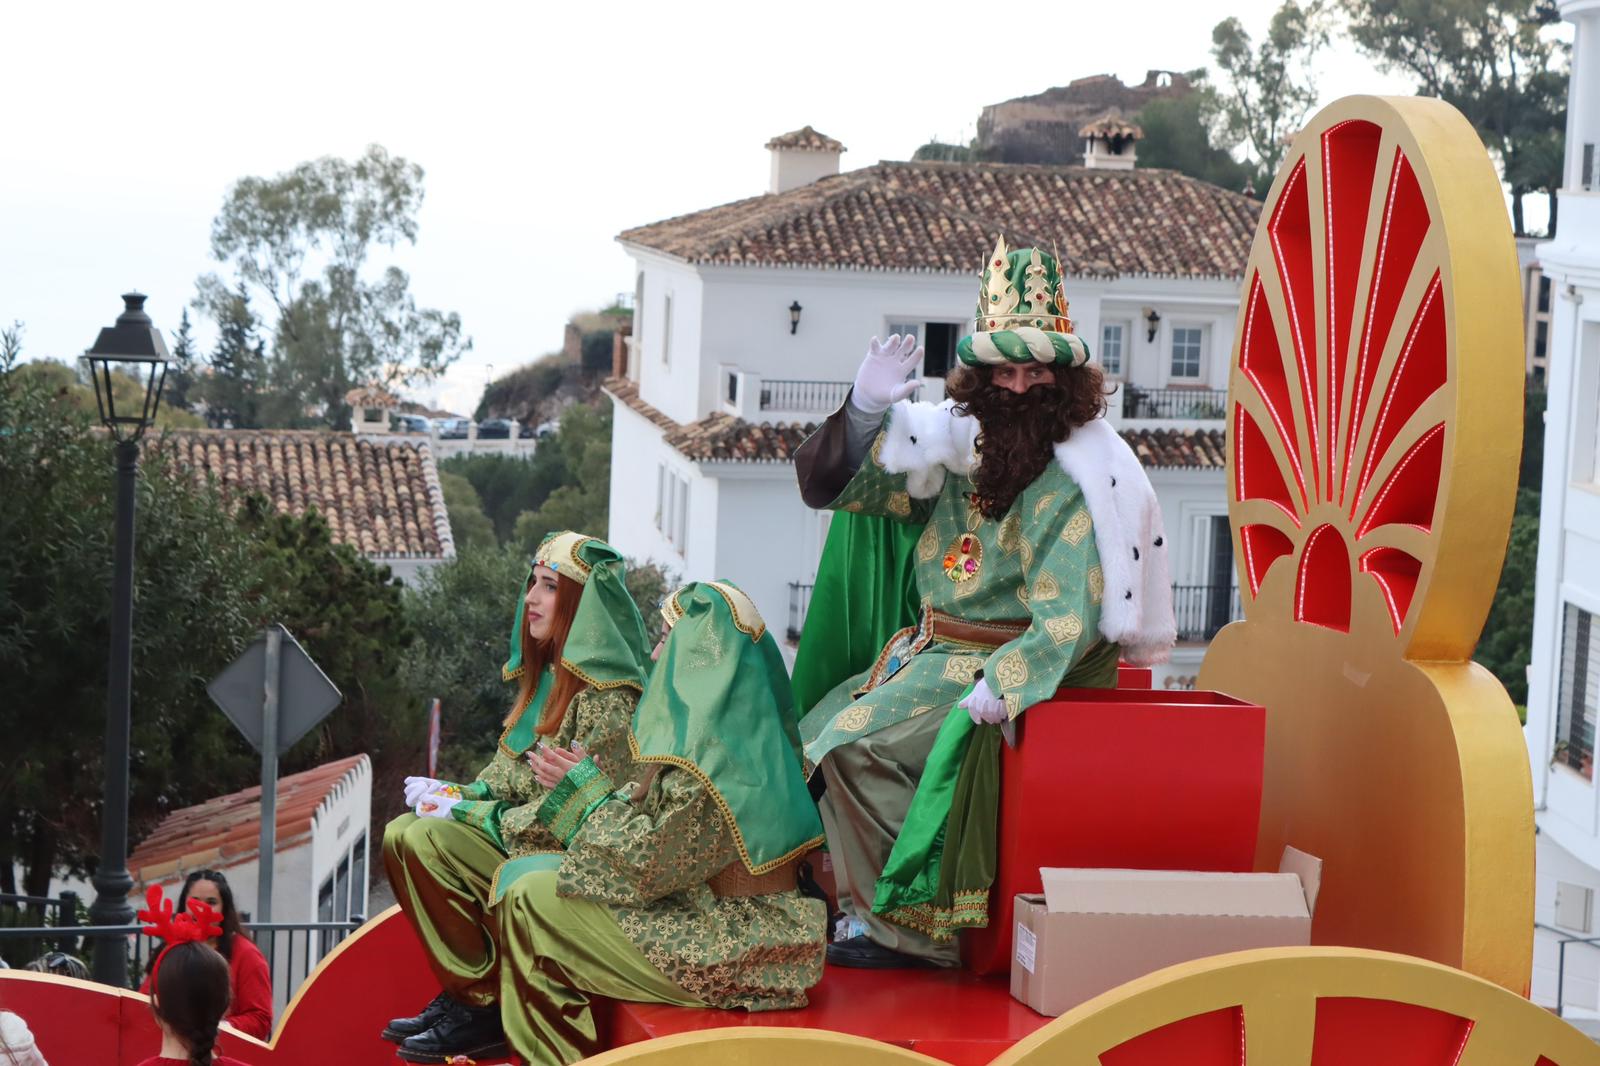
[789,300,803,335]
[82,292,169,988]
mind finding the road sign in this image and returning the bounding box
[208,625,341,755]
[206,625,340,922]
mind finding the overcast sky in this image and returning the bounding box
[0,0,1497,416]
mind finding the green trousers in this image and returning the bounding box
[816,710,960,965]
[383,813,506,1007]
[497,870,701,1065]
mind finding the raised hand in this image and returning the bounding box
[850,334,925,414]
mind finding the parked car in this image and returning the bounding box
[435,417,469,439]
[477,418,512,439]
[393,414,431,434]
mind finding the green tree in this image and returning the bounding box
[513,404,613,550]
[164,308,200,413]
[237,501,422,832]
[440,453,567,544]
[1135,86,1255,192]
[912,140,975,162]
[0,353,264,898]
[196,144,470,428]
[1341,0,1567,235]
[194,282,267,429]
[438,470,497,549]
[1205,1,1331,195]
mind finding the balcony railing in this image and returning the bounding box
[761,380,850,414]
[1173,584,1243,641]
[786,581,1242,647]
[1123,386,1228,421]
[787,582,814,643]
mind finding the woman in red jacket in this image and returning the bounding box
[141,870,272,1040]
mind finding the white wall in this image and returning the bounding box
[605,398,720,583]
[709,469,825,638]
[632,250,706,426]
[625,251,1243,430]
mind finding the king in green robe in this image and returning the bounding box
[495,580,827,1066]
[794,239,1174,967]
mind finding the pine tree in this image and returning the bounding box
[200,282,265,428]
[164,308,199,412]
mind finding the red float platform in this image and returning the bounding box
[605,967,1044,1066]
[963,686,1267,974]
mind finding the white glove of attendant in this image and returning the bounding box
[959,678,1009,725]
[415,792,461,820]
[403,775,444,808]
[850,334,924,414]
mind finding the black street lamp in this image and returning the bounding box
[82,292,169,988]
[789,300,803,335]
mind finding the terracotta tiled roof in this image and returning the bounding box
[128,755,369,888]
[610,378,1224,470]
[1119,427,1227,469]
[344,385,400,408]
[1079,110,1144,140]
[606,378,815,463]
[765,126,845,152]
[666,413,816,463]
[618,160,1258,279]
[153,430,454,559]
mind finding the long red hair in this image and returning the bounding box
[508,570,586,735]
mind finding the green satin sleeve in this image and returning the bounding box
[450,797,510,851]
[535,757,614,846]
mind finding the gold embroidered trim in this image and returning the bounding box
[626,731,825,876]
[489,849,563,907]
[879,889,991,942]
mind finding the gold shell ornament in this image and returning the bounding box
[1199,96,1530,993]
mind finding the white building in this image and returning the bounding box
[607,126,1257,687]
[1522,0,1600,1017]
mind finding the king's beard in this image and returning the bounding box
[961,384,1075,519]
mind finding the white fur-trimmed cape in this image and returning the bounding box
[877,399,1176,666]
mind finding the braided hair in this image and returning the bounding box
[150,941,232,1066]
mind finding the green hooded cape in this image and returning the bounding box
[631,580,825,874]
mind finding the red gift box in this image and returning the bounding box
[961,686,1266,975]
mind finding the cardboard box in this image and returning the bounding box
[1010,847,1322,1016]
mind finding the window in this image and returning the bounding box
[317,876,334,922]
[655,464,690,553]
[1556,603,1598,779]
[1170,327,1204,380]
[661,293,673,366]
[888,319,961,378]
[333,855,350,921]
[350,832,367,918]
[1100,322,1127,377]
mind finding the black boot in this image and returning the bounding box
[382,990,452,1043]
[826,933,944,969]
[398,1001,509,1064]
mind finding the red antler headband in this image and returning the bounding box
[138,883,223,986]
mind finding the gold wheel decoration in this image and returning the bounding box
[1199,96,1532,991]
[991,948,1600,1066]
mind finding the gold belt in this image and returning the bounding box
[708,856,801,898]
[928,610,1028,649]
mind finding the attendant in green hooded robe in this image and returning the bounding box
[382,532,651,1065]
[494,580,827,1066]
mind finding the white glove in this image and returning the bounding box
[415,792,461,820]
[959,678,1009,725]
[403,776,444,808]
[850,334,924,414]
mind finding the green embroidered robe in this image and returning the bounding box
[542,765,826,1010]
[798,407,1115,769]
[447,684,639,856]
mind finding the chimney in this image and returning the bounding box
[765,126,845,194]
[1079,112,1142,171]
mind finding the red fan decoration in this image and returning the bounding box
[138,883,223,985]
